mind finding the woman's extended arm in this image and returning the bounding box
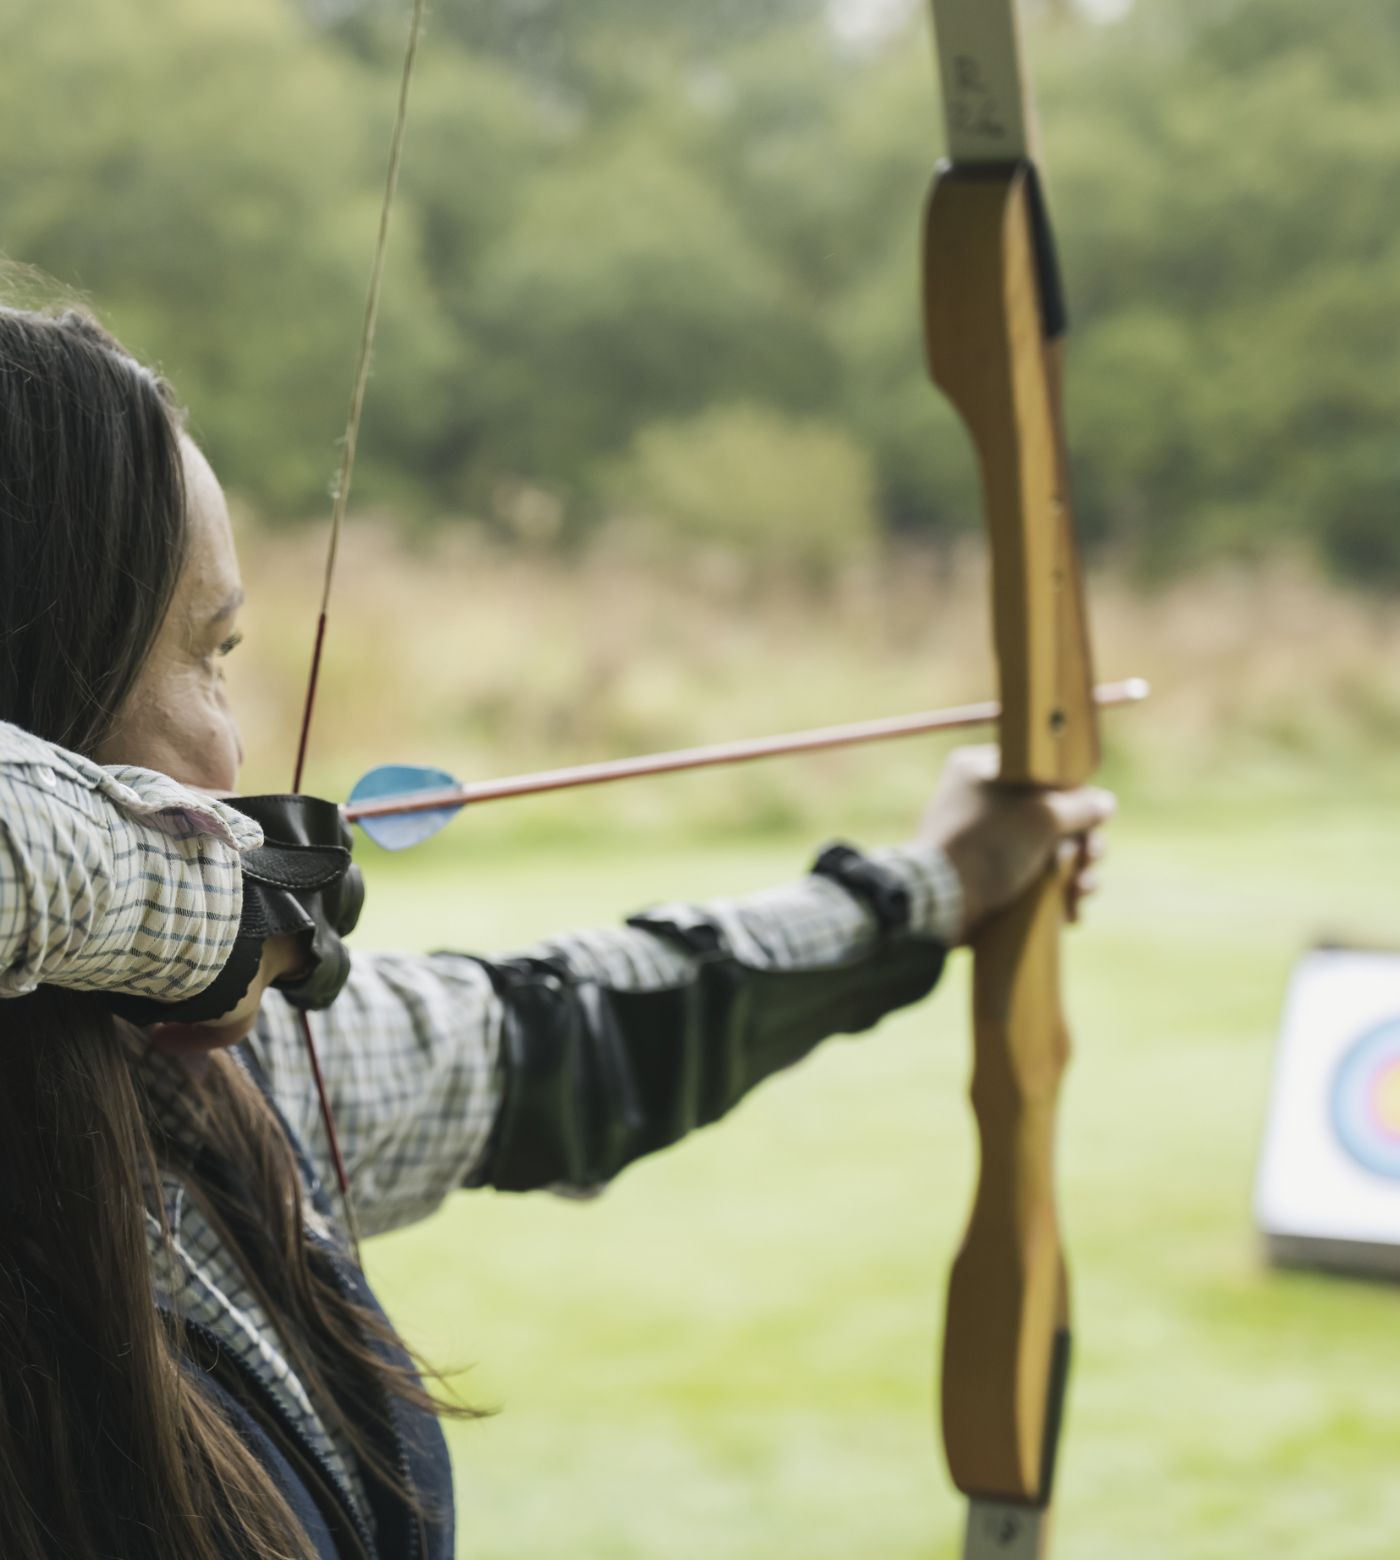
[0,719,261,1001]
[246,838,964,1238]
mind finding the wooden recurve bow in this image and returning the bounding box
[922,3,1100,1556]
[285,2,1102,1541]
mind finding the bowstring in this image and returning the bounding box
[292,0,429,1261]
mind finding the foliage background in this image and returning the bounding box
[6,0,1400,1554]
[5,0,1400,578]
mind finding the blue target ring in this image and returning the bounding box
[1330,1016,1400,1181]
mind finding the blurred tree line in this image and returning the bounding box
[2,0,1398,581]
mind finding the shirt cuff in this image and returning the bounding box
[96,766,264,851]
[0,724,263,851]
[870,840,965,947]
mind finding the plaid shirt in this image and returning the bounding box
[1,719,963,1546]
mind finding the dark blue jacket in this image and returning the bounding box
[167,1057,456,1560]
[180,1259,455,1560]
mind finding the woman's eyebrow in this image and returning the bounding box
[208,587,245,625]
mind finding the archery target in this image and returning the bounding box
[1329,1017,1400,1181]
[1255,948,1400,1276]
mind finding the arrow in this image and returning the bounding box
[343,678,1145,849]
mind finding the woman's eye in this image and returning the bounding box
[204,631,242,672]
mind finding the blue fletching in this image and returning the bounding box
[347,764,462,851]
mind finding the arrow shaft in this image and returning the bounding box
[345,678,1144,824]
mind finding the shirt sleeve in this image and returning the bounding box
[0,721,262,1000]
[247,838,962,1238]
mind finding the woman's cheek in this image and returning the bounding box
[171,670,242,791]
[202,689,243,792]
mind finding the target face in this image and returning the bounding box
[1330,1017,1400,1181]
[1255,948,1400,1275]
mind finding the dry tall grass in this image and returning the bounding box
[228,517,1400,840]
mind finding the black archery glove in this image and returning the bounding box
[107,793,364,1026]
[233,794,364,1009]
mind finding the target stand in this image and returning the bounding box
[1255,945,1400,1279]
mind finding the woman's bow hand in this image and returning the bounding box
[920,745,1116,943]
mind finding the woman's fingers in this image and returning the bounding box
[1046,796,1113,927]
[949,744,1000,783]
[1057,832,1106,924]
[1063,863,1101,924]
[148,1015,258,1059]
[1043,784,1117,839]
[145,936,304,1059]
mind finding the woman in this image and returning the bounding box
[0,306,1113,1560]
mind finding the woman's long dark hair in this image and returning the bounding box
[0,308,187,750]
[0,308,466,1560]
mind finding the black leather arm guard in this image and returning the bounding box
[107,794,364,1026]
[476,904,946,1192]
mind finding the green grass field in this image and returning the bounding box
[352,787,1400,1559]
